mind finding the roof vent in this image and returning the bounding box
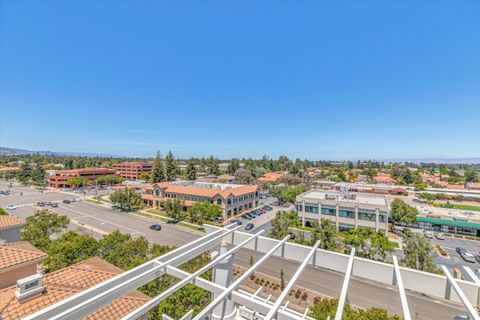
[15,273,45,303]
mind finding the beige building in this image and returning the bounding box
[142,181,259,218]
[295,190,389,235]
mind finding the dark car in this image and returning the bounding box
[245,223,254,231]
[150,224,162,231]
[242,214,251,220]
[63,199,71,204]
[263,205,273,211]
[456,247,467,254]
[36,201,46,207]
[50,202,59,208]
[245,213,256,219]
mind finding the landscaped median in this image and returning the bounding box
[134,209,206,233]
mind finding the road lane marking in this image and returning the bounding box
[56,205,144,235]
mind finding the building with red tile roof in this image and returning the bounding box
[257,172,285,183]
[142,181,259,218]
[0,251,150,320]
[373,174,395,184]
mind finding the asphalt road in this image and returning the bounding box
[0,185,471,319]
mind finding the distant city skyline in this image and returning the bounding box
[1,1,479,159]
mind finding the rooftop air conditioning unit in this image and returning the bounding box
[15,273,45,303]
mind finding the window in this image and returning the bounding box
[296,204,303,212]
[321,207,336,216]
[216,199,222,205]
[227,198,232,205]
[154,189,160,197]
[339,210,354,219]
[379,214,386,223]
[305,205,319,214]
[358,212,376,221]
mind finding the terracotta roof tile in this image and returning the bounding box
[0,257,150,320]
[150,182,258,199]
[0,242,47,271]
[0,216,24,230]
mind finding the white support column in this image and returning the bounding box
[441,266,480,320]
[334,248,356,320]
[211,242,236,320]
[318,202,322,224]
[192,235,291,320]
[263,241,320,320]
[302,200,306,227]
[375,208,380,232]
[335,204,340,230]
[354,206,358,229]
[392,256,411,320]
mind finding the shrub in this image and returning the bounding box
[301,291,308,301]
[295,289,302,299]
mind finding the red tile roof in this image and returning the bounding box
[0,257,150,320]
[0,242,47,271]
[0,216,24,230]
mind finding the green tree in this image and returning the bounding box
[414,182,428,190]
[96,175,124,185]
[402,232,440,273]
[188,201,223,224]
[162,198,185,222]
[186,159,197,180]
[311,219,339,250]
[280,269,285,290]
[110,188,144,212]
[227,158,240,175]
[281,185,307,203]
[44,231,100,272]
[309,298,400,320]
[234,168,255,184]
[21,209,69,250]
[98,231,150,270]
[68,176,89,188]
[151,151,166,183]
[138,172,151,182]
[207,156,219,176]
[17,163,32,184]
[268,211,300,239]
[165,151,177,181]
[31,166,46,185]
[0,207,8,215]
[344,228,394,261]
[390,199,418,224]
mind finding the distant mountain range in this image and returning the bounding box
[0,147,126,158]
[1,146,479,163]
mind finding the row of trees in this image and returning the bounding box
[20,209,212,318]
[151,151,179,183]
[268,211,438,273]
[160,199,223,224]
[16,163,46,185]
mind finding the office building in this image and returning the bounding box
[112,162,152,180]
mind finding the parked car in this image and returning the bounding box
[63,199,71,204]
[150,224,162,231]
[460,251,476,263]
[475,254,480,263]
[245,213,256,219]
[36,201,46,207]
[423,230,433,239]
[46,201,52,206]
[50,202,59,208]
[413,198,427,204]
[236,220,243,225]
[242,214,251,220]
[456,247,467,254]
[6,205,17,210]
[263,205,273,211]
[245,223,254,231]
[434,232,445,240]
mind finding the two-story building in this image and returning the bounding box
[112,161,153,180]
[47,168,117,188]
[142,181,259,219]
[295,190,389,235]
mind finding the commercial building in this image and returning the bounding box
[112,162,152,180]
[142,181,259,218]
[0,243,150,319]
[47,168,116,188]
[0,215,24,243]
[295,189,389,235]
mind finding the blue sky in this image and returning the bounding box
[1,1,479,160]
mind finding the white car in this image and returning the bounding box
[423,231,433,239]
[6,205,17,210]
[461,251,476,263]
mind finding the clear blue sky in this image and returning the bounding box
[1,1,479,160]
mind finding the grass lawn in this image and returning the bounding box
[135,211,205,233]
[436,203,480,212]
[84,198,104,205]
